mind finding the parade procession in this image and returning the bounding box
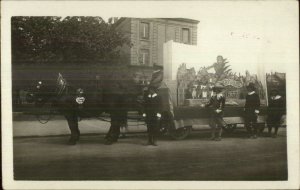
[7,7,294,183]
[11,20,287,146]
[15,49,286,146]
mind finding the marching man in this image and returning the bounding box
[142,86,162,146]
[205,83,226,141]
[244,83,260,139]
[267,89,285,138]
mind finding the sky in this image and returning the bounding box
[185,1,297,75]
[101,1,298,75]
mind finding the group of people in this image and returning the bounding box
[205,82,285,141]
[141,81,285,146]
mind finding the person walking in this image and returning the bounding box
[205,83,226,141]
[267,89,285,138]
[244,83,260,139]
[142,86,162,146]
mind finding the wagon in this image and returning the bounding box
[156,84,269,140]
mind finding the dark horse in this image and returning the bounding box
[26,71,145,145]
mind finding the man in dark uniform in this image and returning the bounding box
[267,89,285,138]
[143,86,162,146]
[244,82,260,139]
[205,83,226,141]
[150,64,163,89]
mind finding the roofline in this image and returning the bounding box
[114,17,200,27]
[162,18,200,24]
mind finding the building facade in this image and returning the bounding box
[114,18,199,67]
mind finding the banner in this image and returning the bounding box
[219,78,243,88]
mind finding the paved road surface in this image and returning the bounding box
[13,128,287,180]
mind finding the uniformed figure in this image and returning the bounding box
[150,64,163,89]
[267,89,285,138]
[244,83,260,139]
[143,87,162,146]
[205,84,226,141]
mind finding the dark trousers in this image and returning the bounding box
[245,113,258,136]
[267,115,281,135]
[105,111,127,141]
[209,115,225,138]
[146,118,159,138]
[65,113,80,139]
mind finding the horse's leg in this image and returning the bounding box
[65,113,80,145]
[104,113,120,144]
[104,111,122,145]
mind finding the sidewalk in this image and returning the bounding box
[13,112,211,137]
[13,113,147,137]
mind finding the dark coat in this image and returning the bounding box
[143,92,162,123]
[244,92,260,113]
[205,94,226,117]
[244,92,260,122]
[267,96,285,124]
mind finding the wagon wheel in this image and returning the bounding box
[36,102,55,124]
[223,124,237,133]
[169,126,191,140]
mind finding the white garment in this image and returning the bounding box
[271,95,281,100]
[148,93,157,98]
[217,93,223,100]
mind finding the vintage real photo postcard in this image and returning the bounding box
[1,0,299,189]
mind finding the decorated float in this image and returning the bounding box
[158,41,269,139]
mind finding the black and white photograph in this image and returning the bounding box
[2,1,299,189]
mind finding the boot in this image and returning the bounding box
[104,136,118,145]
[68,135,79,145]
[211,132,216,140]
[267,126,272,137]
[104,138,117,145]
[152,136,158,146]
[147,135,152,145]
[215,127,222,141]
[211,128,216,140]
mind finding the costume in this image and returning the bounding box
[206,92,226,140]
[244,91,260,138]
[267,94,285,137]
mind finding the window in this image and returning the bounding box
[181,28,190,44]
[139,49,150,65]
[140,22,149,40]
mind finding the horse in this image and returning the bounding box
[26,72,145,145]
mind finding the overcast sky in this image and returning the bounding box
[190,1,298,74]
[101,1,298,75]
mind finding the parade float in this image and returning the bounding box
[159,41,269,139]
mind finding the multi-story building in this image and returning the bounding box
[114,18,199,67]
